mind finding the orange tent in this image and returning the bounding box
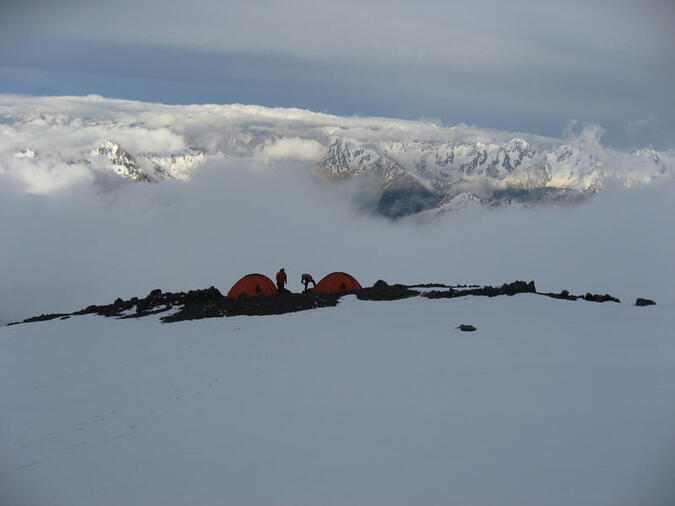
[227,273,278,299]
[312,272,363,293]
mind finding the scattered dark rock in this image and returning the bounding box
[183,286,223,304]
[162,291,342,322]
[408,283,481,289]
[16,313,70,324]
[635,298,656,306]
[69,287,224,320]
[583,293,620,303]
[540,289,620,303]
[540,289,579,301]
[121,305,173,319]
[423,287,456,299]
[357,283,420,301]
[423,280,536,299]
[458,324,477,332]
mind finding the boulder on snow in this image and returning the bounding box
[458,324,477,332]
[635,298,656,306]
[372,280,389,289]
[183,286,223,304]
[508,280,536,294]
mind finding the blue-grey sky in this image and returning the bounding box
[1,0,673,148]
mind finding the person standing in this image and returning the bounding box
[276,268,287,291]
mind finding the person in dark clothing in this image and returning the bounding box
[301,273,316,292]
[276,268,287,291]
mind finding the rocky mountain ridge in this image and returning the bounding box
[92,139,205,181]
[13,133,670,217]
[12,278,648,326]
[314,137,612,216]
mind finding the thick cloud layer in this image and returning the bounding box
[1,95,672,197]
[1,148,674,323]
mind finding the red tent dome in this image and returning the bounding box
[227,274,278,299]
[312,272,363,293]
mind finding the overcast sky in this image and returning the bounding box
[1,0,673,149]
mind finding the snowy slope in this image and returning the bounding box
[1,295,674,506]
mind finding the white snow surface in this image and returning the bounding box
[1,295,674,506]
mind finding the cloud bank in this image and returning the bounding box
[1,95,672,197]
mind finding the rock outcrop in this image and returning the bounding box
[7,279,634,326]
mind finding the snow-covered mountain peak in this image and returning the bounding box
[90,139,205,182]
[633,148,666,171]
[93,139,150,181]
[1,95,672,215]
[13,148,38,159]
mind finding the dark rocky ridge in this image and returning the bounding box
[163,291,345,322]
[8,280,632,326]
[356,280,421,301]
[538,289,620,303]
[423,280,537,299]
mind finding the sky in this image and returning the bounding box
[1,0,673,149]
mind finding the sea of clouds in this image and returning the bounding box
[3,94,673,195]
[1,95,673,322]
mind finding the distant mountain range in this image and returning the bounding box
[2,96,671,217]
[93,139,205,182]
